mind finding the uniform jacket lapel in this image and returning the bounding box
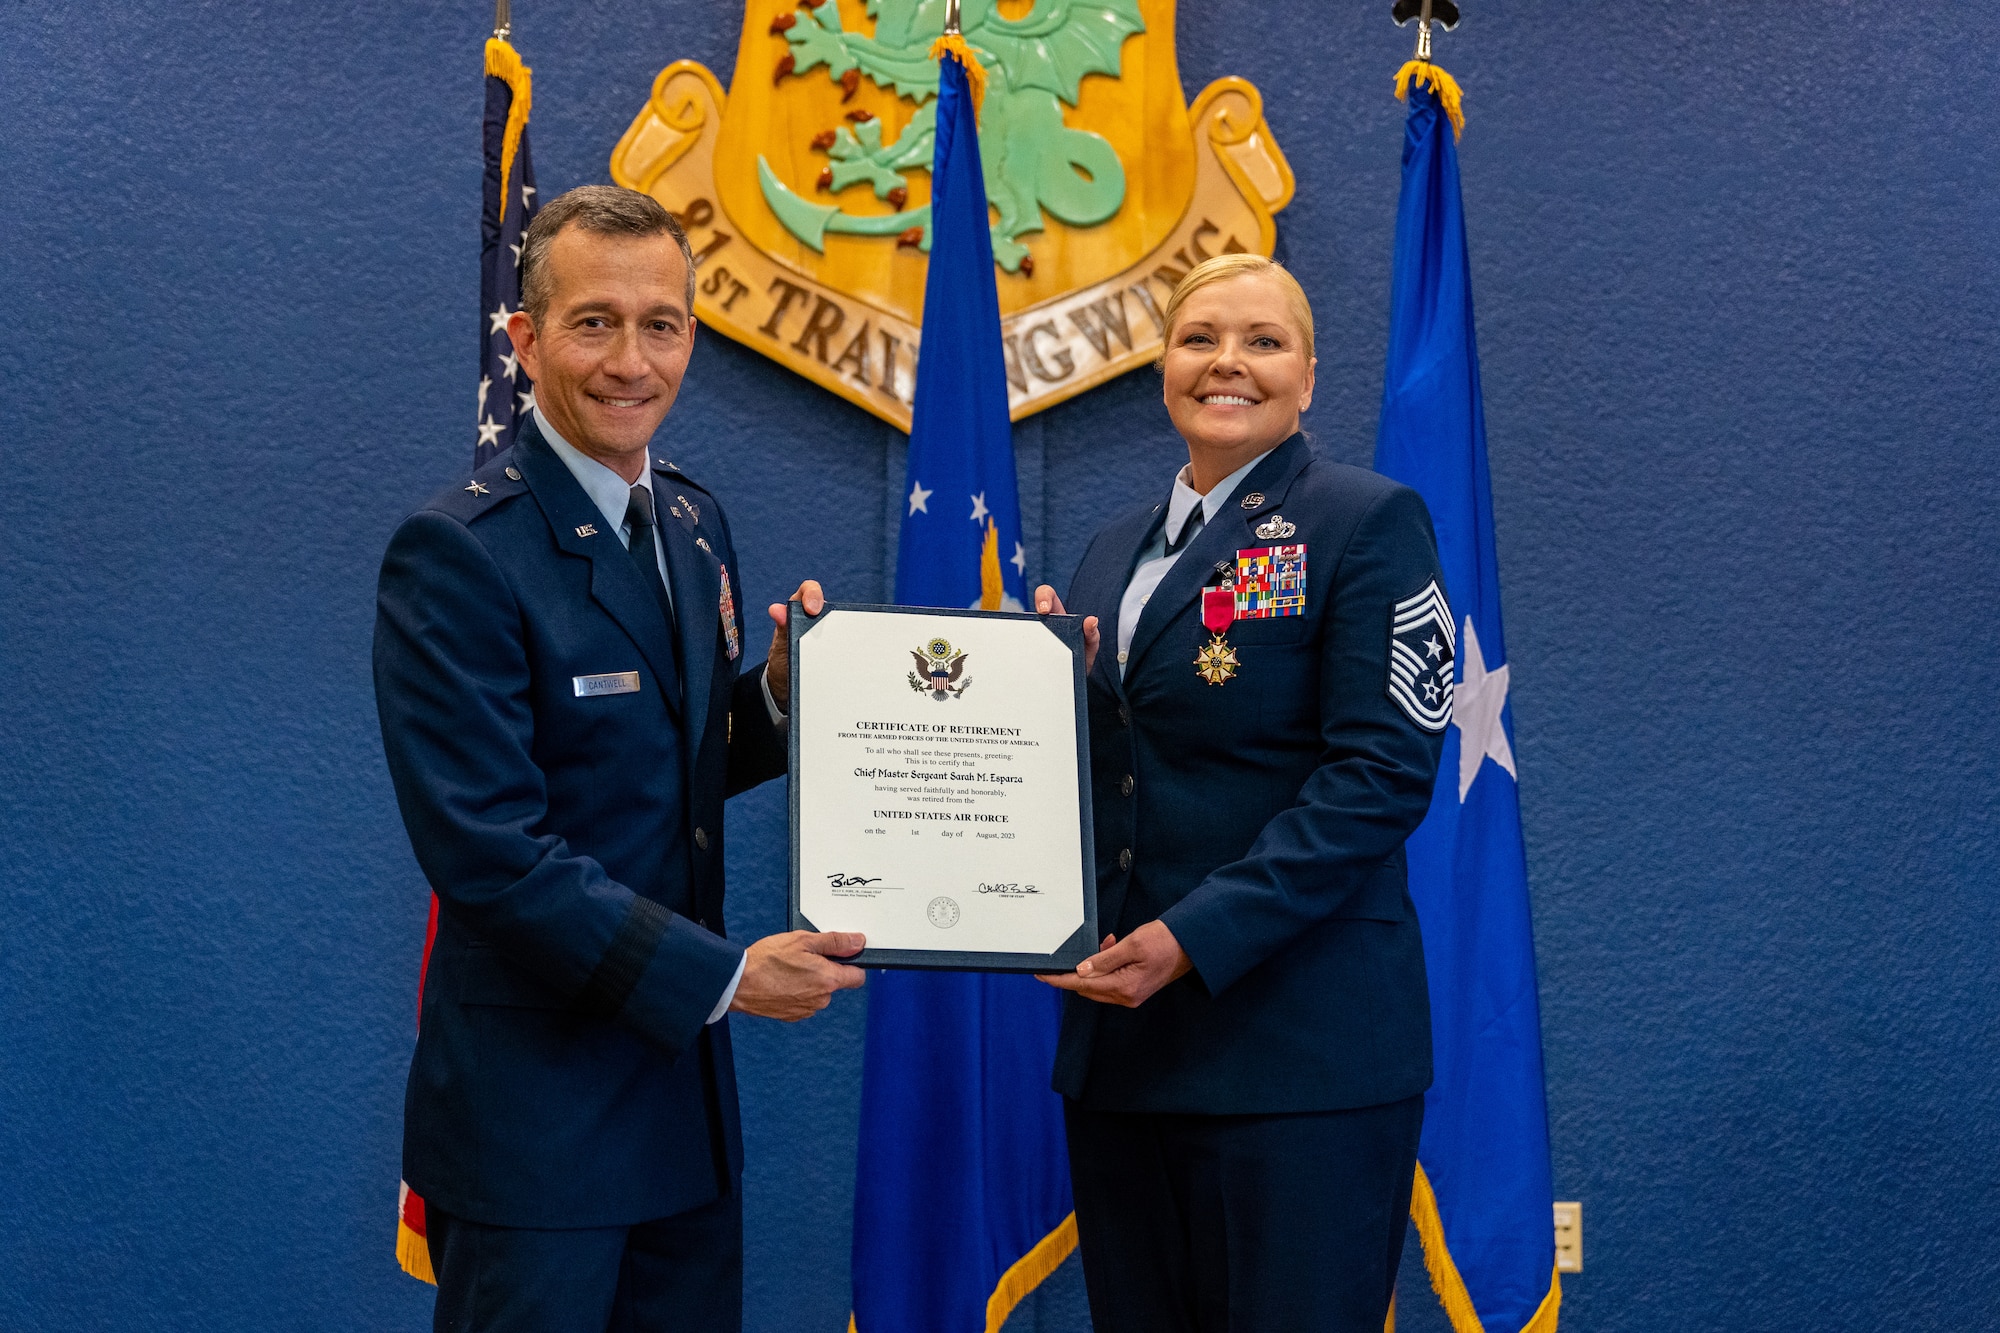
[514,421,682,719]
[1123,436,1314,678]
[1085,503,1168,702]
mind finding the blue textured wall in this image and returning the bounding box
[3,2,1997,1330]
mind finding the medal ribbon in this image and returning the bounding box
[1202,587,1235,634]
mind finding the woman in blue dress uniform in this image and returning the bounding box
[1036,254,1455,1332]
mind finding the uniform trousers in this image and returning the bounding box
[1064,1094,1423,1333]
[426,1188,741,1333]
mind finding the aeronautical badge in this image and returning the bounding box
[718,564,741,661]
[1193,586,1240,684]
[908,636,971,700]
[1388,580,1455,732]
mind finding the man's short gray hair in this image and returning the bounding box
[518,185,696,320]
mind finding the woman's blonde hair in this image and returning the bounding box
[1158,253,1315,366]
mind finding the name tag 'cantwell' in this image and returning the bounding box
[573,672,642,698]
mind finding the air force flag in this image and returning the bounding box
[1374,69,1560,1333]
[850,38,1074,1333]
[890,44,1027,615]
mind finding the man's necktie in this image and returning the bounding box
[625,484,677,635]
[1165,503,1206,555]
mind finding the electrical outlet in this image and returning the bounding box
[1553,1202,1582,1273]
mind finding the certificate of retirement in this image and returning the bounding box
[787,603,1097,972]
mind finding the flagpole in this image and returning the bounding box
[493,0,510,41]
[1392,0,1460,63]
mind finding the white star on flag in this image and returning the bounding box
[488,304,514,335]
[969,492,990,524]
[516,388,535,415]
[1010,542,1027,576]
[1451,617,1517,801]
[476,416,505,450]
[908,481,932,515]
[510,240,523,268]
[478,375,492,413]
[499,350,520,381]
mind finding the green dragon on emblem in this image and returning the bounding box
[759,0,1145,272]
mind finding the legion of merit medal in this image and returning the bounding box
[1195,586,1239,685]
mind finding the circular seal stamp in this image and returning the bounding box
[927,896,961,929]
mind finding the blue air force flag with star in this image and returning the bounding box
[850,39,1074,1333]
[476,36,539,469]
[891,51,1026,613]
[1373,71,1561,1333]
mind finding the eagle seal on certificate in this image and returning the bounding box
[908,636,972,700]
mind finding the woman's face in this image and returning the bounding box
[1161,273,1316,463]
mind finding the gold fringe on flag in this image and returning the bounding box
[1408,1162,1562,1333]
[485,37,534,219]
[983,1212,1078,1332]
[395,1181,437,1285]
[846,1212,1079,1333]
[396,1215,436,1285]
[1394,59,1465,139]
[929,32,988,113]
[979,518,1004,610]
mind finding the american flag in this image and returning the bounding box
[476,34,539,468]
[397,31,541,1288]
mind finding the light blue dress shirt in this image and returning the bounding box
[536,412,746,1023]
[1115,449,1273,677]
[538,412,676,610]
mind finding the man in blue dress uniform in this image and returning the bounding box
[373,186,863,1332]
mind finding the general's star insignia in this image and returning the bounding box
[465,480,490,496]
[1194,635,1240,685]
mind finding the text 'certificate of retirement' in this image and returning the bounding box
[788,604,1097,972]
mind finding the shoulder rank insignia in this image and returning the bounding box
[1387,580,1454,732]
[465,480,490,496]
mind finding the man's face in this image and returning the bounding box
[508,227,695,475]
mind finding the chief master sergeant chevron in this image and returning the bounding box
[373,185,862,1333]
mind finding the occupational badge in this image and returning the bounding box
[1253,514,1296,540]
[718,563,742,660]
[1193,585,1239,685]
[1234,544,1306,618]
[609,1,1294,431]
[1387,580,1454,732]
[908,635,971,699]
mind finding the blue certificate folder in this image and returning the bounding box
[787,601,1098,973]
